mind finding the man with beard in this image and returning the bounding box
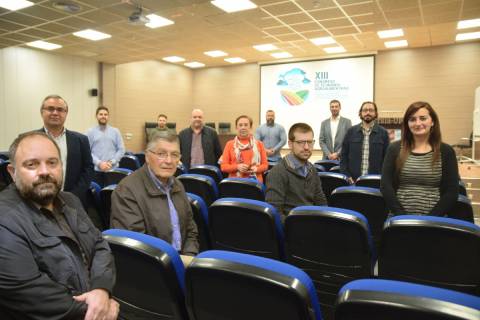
[255,110,287,165]
[319,100,352,160]
[340,101,389,183]
[148,114,176,142]
[86,106,125,187]
[265,123,327,221]
[178,109,222,170]
[0,132,118,320]
[39,94,94,208]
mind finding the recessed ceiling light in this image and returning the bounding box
[26,40,62,50]
[224,57,245,63]
[456,31,480,41]
[204,50,228,57]
[145,14,174,29]
[184,61,205,68]
[457,18,480,30]
[310,36,336,45]
[323,46,346,53]
[271,52,292,59]
[211,0,257,13]
[0,0,34,11]
[73,29,111,41]
[377,28,404,39]
[162,56,185,63]
[384,40,408,48]
[253,44,278,52]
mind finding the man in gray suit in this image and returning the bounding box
[319,99,352,160]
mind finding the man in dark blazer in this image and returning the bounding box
[39,94,94,208]
[178,109,222,170]
[319,99,352,160]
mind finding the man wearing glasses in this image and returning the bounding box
[110,132,199,256]
[265,123,327,221]
[39,94,94,209]
[340,101,390,183]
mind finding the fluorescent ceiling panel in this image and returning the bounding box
[310,36,336,45]
[377,28,404,39]
[73,29,111,41]
[162,56,185,62]
[0,0,33,11]
[457,18,480,30]
[204,50,228,57]
[253,44,278,51]
[26,40,62,50]
[224,57,245,63]
[384,40,408,48]
[145,14,174,29]
[184,61,205,68]
[323,46,346,53]
[456,31,480,41]
[271,52,292,58]
[211,0,257,13]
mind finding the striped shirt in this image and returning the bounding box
[397,151,442,215]
[360,125,372,176]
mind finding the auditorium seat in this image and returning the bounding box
[355,174,381,189]
[330,186,388,252]
[459,180,467,196]
[329,165,340,173]
[103,229,188,320]
[314,159,339,171]
[175,164,186,177]
[104,168,132,186]
[185,250,323,320]
[100,184,116,229]
[378,215,480,295]
[178,173,218,206]
[314,164,326,172]
[317,172,350,204]
[0,159,12,191]
[134,152,145,166]
[335,279,480,320]
[186,192,210,252]
[188,164,223,185]
[218,177,265,201]
[285,206,374,320]
[449,195,475,223]
[208,198,284,260]
[119,154,141,171]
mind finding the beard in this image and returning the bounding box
[16,174,62,207]
[266,119,274,125]
[361,115,376,124]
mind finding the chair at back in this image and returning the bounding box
[208,198,284,260]
[459,180,467,196]
[188,165,223,185]
[103,229,188,320]
[335,279,480,320]
[175,164,186,177]
[119,154,141,171]
[314,164,326,172]
[317,172,350,204]
[100,184,117,229]
[218,177,265,201]
[314,160,339,171]
[329,165,340,173]
[0,151,8,161]
[355,174,381,189]
[185,250,323,320]
[449,195,475,223]
[378,215,480,295]
[0,159,13,191]
[104,168,133,186]
[285,206,374,320]
[186,192,210,252]
[330,186,388,252]
[134,152,145,166]
[178,174,218,206]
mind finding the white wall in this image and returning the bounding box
[0,47,100,150]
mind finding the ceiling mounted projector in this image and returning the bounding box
[128,6,150,25]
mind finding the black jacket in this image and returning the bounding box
[0,185,115,320]
[178,126,222,170]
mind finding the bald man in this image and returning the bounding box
[178,109,222,170]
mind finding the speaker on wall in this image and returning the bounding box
[90,88,98,96]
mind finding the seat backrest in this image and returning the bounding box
[100,184,117,229]
[186,192,210,252]
[185,250,323,320]
[330,186,388,252]
[175,164,186,177]
[355,174,381,189]
[285,206,374,319]
[218,177,265,201]
[188,165,223,185]
[103,229,188,320]
[314,160,339,171]
[459,180,467,196]
[119,154,141,171]
[178,173,218,206]
[218,122,231,133]
[208,198,284,260]
[314,164,326,172]
[134,152,145,166]
[335,279,480,320]
[379,215,480,295]
[205,122,216,129]
[329,165,340,173]
[167,122,176,129]
[317,172,350,204]
[0,160,13,191]
[104,168,132,186]
[448,195,475,223]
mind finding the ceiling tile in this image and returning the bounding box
[21,5,69,20]
[1,12,45,26]
[309,7,345,20]
[329,26,359,35]
[262,2,302,16]
[38,22,77,34]
[321,17,354,28]
[0,19,25,32]
[291,21,321,32]
[277,12,313,24]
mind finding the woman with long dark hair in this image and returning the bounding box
[380,101,459,216]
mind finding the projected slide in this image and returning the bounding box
[260,56,374,149]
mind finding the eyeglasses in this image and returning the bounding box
[148,149,181,161]
[361,108,376,113]
[293,140,315,147]
[42,106,67,114]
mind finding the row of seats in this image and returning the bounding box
[102,228,480,320]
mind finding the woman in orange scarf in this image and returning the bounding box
[221,115,268,182]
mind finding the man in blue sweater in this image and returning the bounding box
[255,110,287,165]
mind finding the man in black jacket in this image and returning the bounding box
[178,109,222,170]
[0,131,118,319]
[39,94,94,208]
